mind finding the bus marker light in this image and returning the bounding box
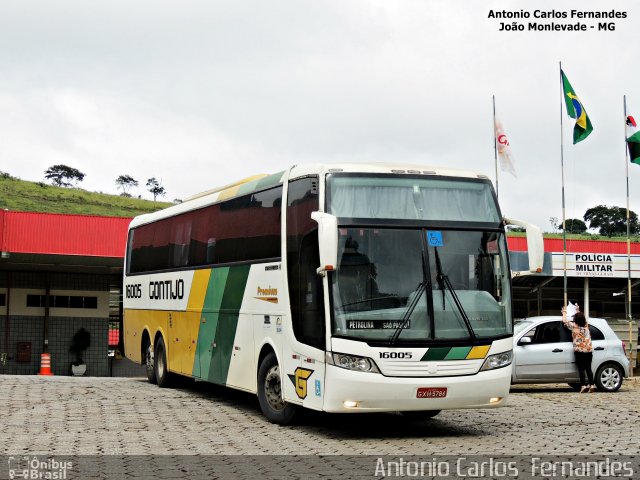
[343,401,359,408]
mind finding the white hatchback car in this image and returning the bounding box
[512,316,630,392]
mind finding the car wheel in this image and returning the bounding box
[257,352,297,425]
[568,383,582,392]
[154,336,174,388]
[595,363,623,392]
[401,410,441,421]
[145,342,157,384]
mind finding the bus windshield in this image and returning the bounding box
[327,174,501,222]
[330,228,512,343]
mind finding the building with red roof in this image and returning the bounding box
[0,210,131,376]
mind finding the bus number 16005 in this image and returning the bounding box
[379,352,413,359]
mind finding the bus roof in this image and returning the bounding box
[129,163,491,229]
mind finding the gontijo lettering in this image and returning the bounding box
[149,279,184,300]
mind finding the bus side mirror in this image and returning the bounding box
[504,217,544,276]
[311,211,338,276]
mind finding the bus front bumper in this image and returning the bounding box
[322,364,512,413]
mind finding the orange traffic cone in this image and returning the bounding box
[38,353,54,376]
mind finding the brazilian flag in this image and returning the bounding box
[561,70,594,144]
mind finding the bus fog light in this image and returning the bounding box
[343,400,359,408]
[332,353,380,373]
[481,351,512,371]
[490,397,502,404]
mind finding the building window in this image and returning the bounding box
[26,294,46,307]
[26,294,98,309]
[0,293,5,306]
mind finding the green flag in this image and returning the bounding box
[626,115,640,165]
[561,70,593,144]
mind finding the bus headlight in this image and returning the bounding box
[480,350,512,371]
[329,352,380,373]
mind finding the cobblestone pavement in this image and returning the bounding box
[0,375,639,457]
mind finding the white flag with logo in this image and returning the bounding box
[494,117,517,178]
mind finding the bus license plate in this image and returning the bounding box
[416,387,447,398]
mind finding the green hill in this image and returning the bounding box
[0,175,172,217]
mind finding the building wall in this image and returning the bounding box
[0,272,115,376]
[0,316,108,376]
[5,288,109,318]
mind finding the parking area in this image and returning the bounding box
[1,375,639,457]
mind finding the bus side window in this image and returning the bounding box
[287,177,324,350]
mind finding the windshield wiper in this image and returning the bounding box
[433,248,477,341]
[389,280,428,346]
[389,251,429,346]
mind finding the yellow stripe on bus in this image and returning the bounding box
[188,269,211,311]
[466,345,491,359]
[217,184,243,201]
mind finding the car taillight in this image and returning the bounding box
[622,341,627,355]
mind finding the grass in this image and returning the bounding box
[0,175,172,217]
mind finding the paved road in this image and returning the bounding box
[1,375,639,458]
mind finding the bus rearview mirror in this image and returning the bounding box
[504,217,544,276]
[311,211,338,276]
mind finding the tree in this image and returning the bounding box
[146,177,166,202]
[44,164,85,187]
[548,216,559,234]
[583,205,640,237]
[561,218,587,234]
[115,175,138,195]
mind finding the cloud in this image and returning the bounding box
[0,0,638,230]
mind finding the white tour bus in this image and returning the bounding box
[123,163,543,424]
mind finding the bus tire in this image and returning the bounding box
[257,352,297,425]
[145,342,157,384]
[154,336,174,388]
[400,410,441,421]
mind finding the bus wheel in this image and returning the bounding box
[257,352,297,425]
[154,336,174,388]
[145,343,157,384]
[400,410,441,421]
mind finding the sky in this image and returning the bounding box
[0,0,639,231]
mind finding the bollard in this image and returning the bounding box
[38,353,54,376]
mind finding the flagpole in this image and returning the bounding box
[624,95,634,376]
[559,61,567,308]
[493,95,499,199]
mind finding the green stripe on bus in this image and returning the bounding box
[212,264,251,384]
[193,267,229,379]
[255,171,284,190]
[236,179,261,196]
[444,346,472,360]
[420,347,451,361]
